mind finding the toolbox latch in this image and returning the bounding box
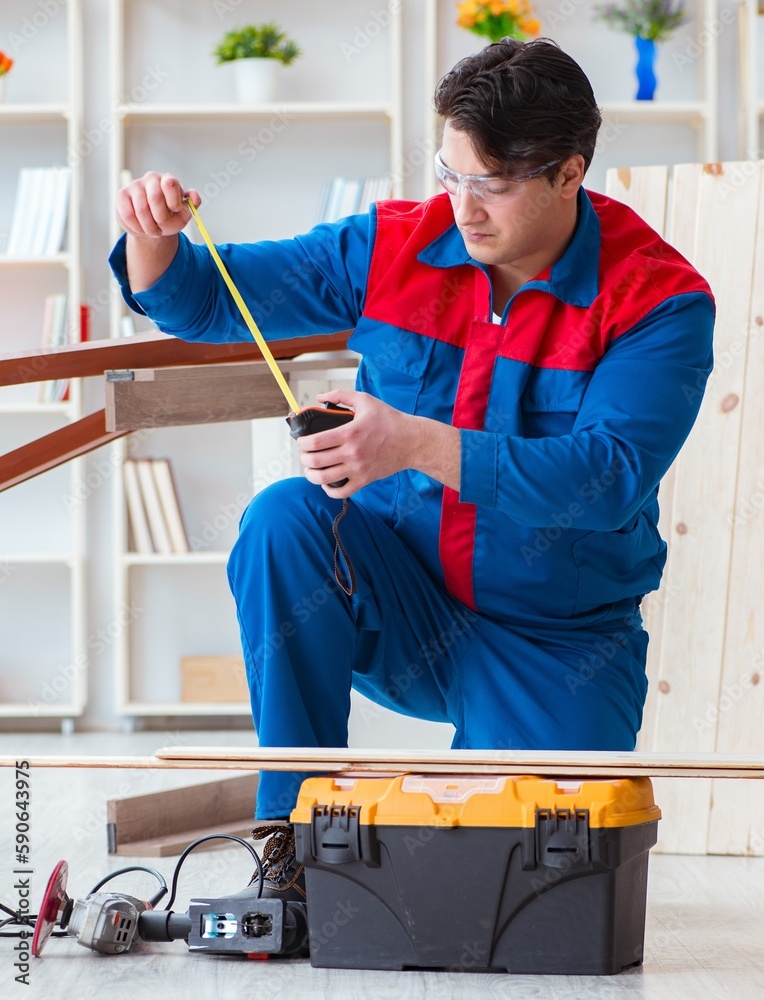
[528,808,591,870]
[311,805,365,865]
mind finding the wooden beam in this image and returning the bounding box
[0,410,127,492]
[3,748,764,778]
[107,774,259,856]
[0,329,350,387]
[105,357,358,432]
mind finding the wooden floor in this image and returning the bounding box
[1,732,762,1000]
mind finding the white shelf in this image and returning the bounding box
[0,0,86,723]
[0,401,75,415]
[0,253,70,268]
[600,101,710,125]
[120,701,251,717]
[118,101,395,123]
[124,551,231,566]
[0,702,81,719]
[0,104,70,124]
[0,553,76,564]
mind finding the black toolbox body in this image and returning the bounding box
[292,773,660,975]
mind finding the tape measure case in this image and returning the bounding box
[292,773,660,975]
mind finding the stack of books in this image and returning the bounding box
[316,175,393,224]
[5,167,71,257]
[37,299,89,403]
[123,458,189,555]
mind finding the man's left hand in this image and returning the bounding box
[295,389,460,498]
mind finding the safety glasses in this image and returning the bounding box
[434,150,560,204]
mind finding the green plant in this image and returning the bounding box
[213,23,301,66]
[593,0,688,42]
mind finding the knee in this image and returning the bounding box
[238,477,318,537]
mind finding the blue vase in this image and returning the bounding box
[634,36,657,101]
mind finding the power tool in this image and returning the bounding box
[16,836,308,960]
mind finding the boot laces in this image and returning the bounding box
[251,824,296,882]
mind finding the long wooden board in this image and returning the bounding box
[3,748,764,778]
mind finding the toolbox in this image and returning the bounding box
[292,773,661,975]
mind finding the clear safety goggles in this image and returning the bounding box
[434,150,560,204]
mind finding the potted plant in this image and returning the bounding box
[213,23,301,103]
[593,0,689,100]
[0,50,14,102]
[456,0,541,43]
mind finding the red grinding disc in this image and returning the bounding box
[32,860,69,958]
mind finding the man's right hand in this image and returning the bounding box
[116,172,201,293]
[116,171,201,238]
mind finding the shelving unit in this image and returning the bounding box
[741,0,764,158]
[423,0,719,197]
[108,0,402,722]
[0,0,85,730]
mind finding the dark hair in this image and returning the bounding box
[433,38,602,180]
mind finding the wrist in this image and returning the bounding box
[404,414,461,492]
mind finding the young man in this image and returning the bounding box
[110,38,714,902]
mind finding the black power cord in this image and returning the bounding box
[0,837,262,942]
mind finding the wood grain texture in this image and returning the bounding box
[707,161,764,855]
[107,773,258,856]
[4,748,764,777]
[605,165,672,757]
[104,358,355,432]
[0,409,127,492]
[0,328,350,387]
[648,163,758,853]
[605,164,670,235]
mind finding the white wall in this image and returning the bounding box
[0,0,753,733]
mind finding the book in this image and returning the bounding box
[38,293,68,403]
[151,459,189,554]
[5,168,36,257]
[123,459,153,554]
[135,458,173,554]
[317,175,393,224]
[5,167,71,258]
[44,167,71,255]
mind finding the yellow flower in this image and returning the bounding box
[489,1,506,14]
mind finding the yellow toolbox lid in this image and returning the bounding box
[291,774,661,829]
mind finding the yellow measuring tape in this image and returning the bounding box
[185,198,301,414]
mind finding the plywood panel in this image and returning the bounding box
[708,161,764,855]
[649,162,760,854]
[605,165,681,760]
[604,164,669,235]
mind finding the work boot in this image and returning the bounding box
[250,823,307,902]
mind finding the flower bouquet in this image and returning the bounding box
[456,0,541,43]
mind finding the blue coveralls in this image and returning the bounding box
[110,189,715,819]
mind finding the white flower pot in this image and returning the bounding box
[231,57,281,104]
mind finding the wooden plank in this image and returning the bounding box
[0,328,350,387]
[106,773,258,856]
[0,409,127,492]
[604,164,669,235]
[638,162,702,849]
[708,160,764,855]
[4,748,764,777]
[649,162,759,854]
[605,165,673,757]
[104,358,356,432]
[105,361,289,431]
